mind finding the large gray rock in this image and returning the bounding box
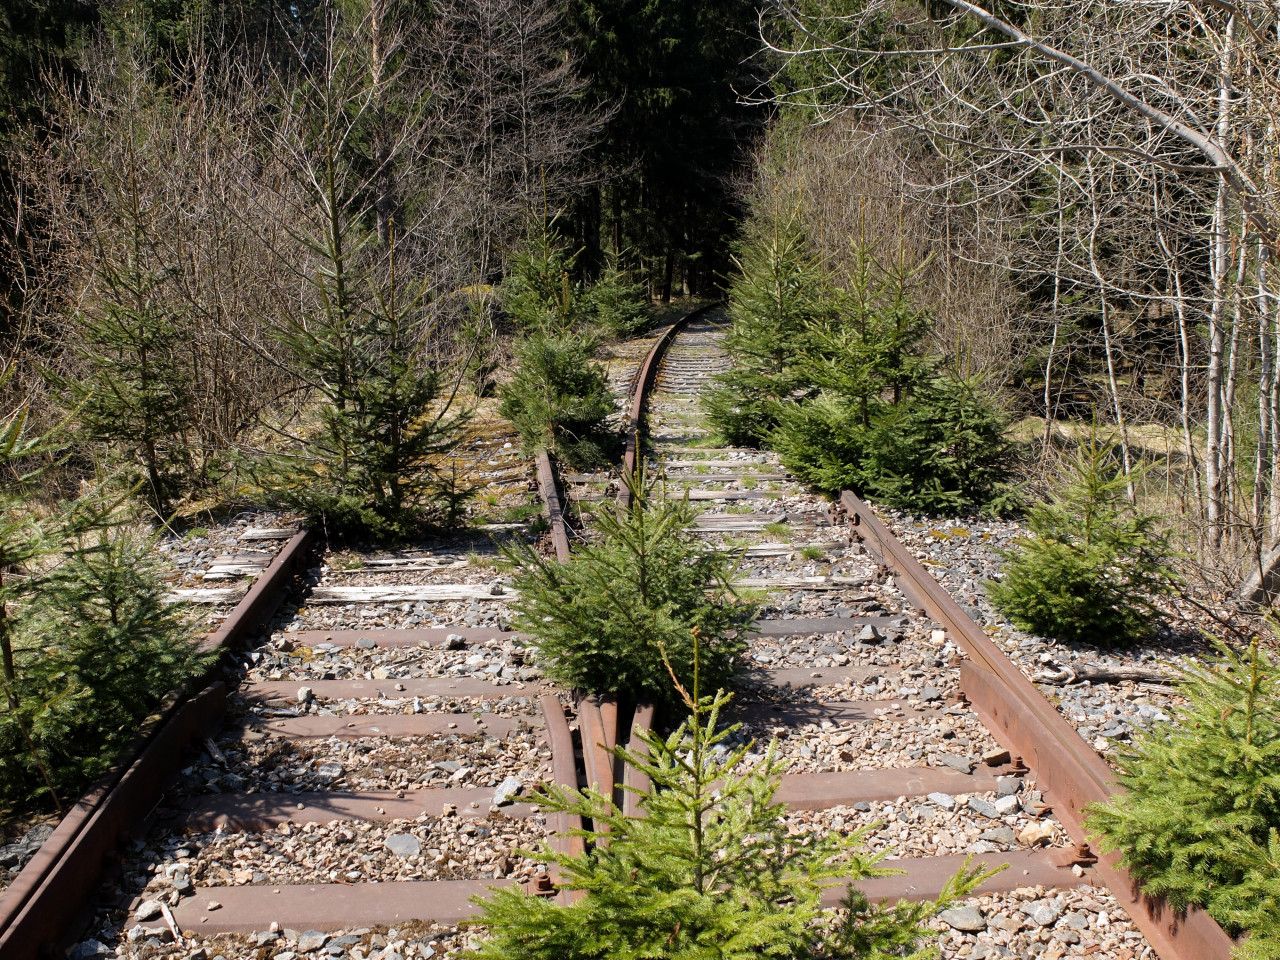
[967,796,1001,819]
[995,776,1022,796]
[66,941,111,959]
[939,753,975,774]
[384,833,421,858]
[493,777,524,807]
[939,906,987,932]
[298,930,329,952]
[134,899,164,921]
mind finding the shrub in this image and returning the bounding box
[471,682,993,959]
[1087,640,1280,955]
[498,330,620,469]
[1,530,208,813]
[501,230,578,332]
[858,378,1011,514]
[580,262,650,338]
[504,472,751,710]
[502,231,648,338]
[769,393,872,493]
[770,379,1010,515]
[988,434,1176,645]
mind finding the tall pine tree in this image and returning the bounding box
[703,211,834,445]
[258,5,468,540]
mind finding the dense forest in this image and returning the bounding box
[8,0,1280,585]
[4,0,1280,956]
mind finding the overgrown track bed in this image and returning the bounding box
[568,309,1232,960]
[0,431,588,960]
[1,310,1235,960]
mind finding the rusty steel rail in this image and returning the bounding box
[0,527,317,960]
[620,702,656,818]
[839,489,1235,960]
[619,302,722,507]
[1,427,593,946]
[535,448,573,562]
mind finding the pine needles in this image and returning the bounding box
[504,470,751,710]
[705,208,1012,515]
[1087,640,1280,957]
[989,432,1177,645]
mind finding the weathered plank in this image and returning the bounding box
[307,583,517,604]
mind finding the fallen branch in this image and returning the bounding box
[1034,663,1174,686]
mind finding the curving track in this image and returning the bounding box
[566,307,1235,960]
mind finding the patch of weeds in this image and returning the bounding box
[327,551,365,571]
[466,551,502,570]
[497,503,545,525]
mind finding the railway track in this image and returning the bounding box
[0,431,583,960]
[565,308,1236,960]
[0,306,1236,960]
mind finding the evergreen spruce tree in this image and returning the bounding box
[502,228,580,332]
[702,211,833,445]
[3,372,202,813]
[260,21,468,541]
[988,432,1176,644]
[0,374,54,716]
[496,229,645,467]
[1232,832,1280,960]
[1,374,113,717]
[66,112,198,517]
[504,470,751,710]
[806,244,934,424]
[498,329,619,469]
[765,242,1011,513]
[581,259,650,338]
[471,666,992,959]
[267,233,469,539]
[0,529,207,811]
[501,229,649,337]
[1087,640,1280,950]
[858,378,1012,515]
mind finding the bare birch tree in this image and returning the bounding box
[762,0,1280,593]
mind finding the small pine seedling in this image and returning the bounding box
[989,432,1176,645]
[469,640,995,959]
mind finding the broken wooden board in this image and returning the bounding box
[307,583,517,604]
